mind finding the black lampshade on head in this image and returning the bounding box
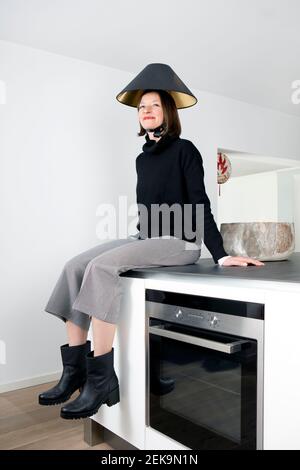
[116,63,197,109]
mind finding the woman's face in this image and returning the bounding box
[138,91,164,132]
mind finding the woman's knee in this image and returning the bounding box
[182,244,201,264]
[63,255,87,275]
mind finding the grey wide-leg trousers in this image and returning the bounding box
[44,235,201,329]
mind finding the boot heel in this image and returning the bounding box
[106,386,120,407]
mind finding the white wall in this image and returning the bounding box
[277,168,300,224]
[0,40,140,390]
[1,39,300,389]
[218,172,278,224]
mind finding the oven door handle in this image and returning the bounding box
[149,325,247,354]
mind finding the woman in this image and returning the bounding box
[39,64,264,420]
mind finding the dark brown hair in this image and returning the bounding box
[137,89,181,138]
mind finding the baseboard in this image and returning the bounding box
[0,371,61,393]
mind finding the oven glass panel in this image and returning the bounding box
[149,319,257,450]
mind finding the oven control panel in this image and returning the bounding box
[175,307,220,329]
[145,289,264,335]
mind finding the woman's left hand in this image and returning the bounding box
[222,256,265,267]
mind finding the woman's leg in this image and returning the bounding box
[66,320,88,346]
[39,238,136,407]
[92,317,116,356]
[59,237,200,420]
[44,237,137,329]
[72,237,201,324]
[60,237,200,420]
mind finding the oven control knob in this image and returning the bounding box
[175,309,183,319]
[210,315,219,327]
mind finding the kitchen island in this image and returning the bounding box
[84,253,300,450]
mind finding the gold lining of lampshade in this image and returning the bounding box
[116,90,197,109]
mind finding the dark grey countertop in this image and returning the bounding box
[120,252,300,284]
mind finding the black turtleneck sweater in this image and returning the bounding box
[135,133,228,264]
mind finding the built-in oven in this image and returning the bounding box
[146,289,264,450]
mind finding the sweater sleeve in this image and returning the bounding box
[182,142,228,264]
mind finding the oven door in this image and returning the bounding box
[148,318,258,450]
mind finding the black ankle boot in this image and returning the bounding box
[38,341,91,406]
[60,348,120,420]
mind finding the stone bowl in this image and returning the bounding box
[220,222,295,261]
